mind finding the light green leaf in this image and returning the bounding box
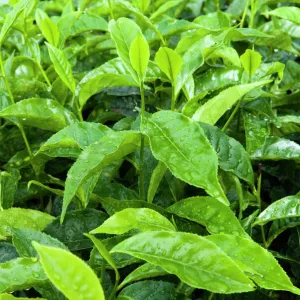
[155,47,182,83]
[206,234,300,295]
[90,208,176,234]
[0,258,47,293]
[62,131,141,221]
[132,0,151,13]
[0,294,45,300]
[192,80,271,124]
[200,122,254,185]
[46,43,76,94]
[129,34,150,81]
[0,208,55,239]
[37,122,112,158]
[33,242,105,300]
[35,9,60,47]
[167,197,248,237]
[0,168,19,209]
[118,263,167,290]
[206,46,241,67]
[268,7,300,25]
[0,98,77,132]
[111,231,255,293]
[150,0,181,20]
[240,49,262,78]
[108,18,141,83]
[141,111,228,205]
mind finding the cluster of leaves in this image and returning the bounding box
[1,0,300,299]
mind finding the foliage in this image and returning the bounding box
[0,0,300,299]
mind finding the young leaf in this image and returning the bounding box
[150,0,181,20]
[132,0,151,13]
[192,80,271,124]
[253,194,300,226]
[46,43,76,94]
[129,34,150,82]
[141,111,228,205]
[33,242,105,300]
[62,131,141,221]
[200,123,254,185]
[0,98,77,132]
[35,9,60,47]
[111,231,255,293]
[0,258,47,293]
[268,7,300,25]
[167,197,248,237]
[0,168,19,209]
[0,208,55,239]
[154,47,183,83]
[118,263,166,290]
[90,208,176,234]
[240,49,262,78]
[12,228,68,258]
[206,234,300,295]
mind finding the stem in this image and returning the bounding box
[249,0,255,28]
[171,85,176,111]
[107,0,115,20]
[240,0,250,28]
[17,123,33,159]
[208,292,214,300]
[139,83,145,201]
[222,100,242,132]
[215,0,219,11]
[100,259,106,284]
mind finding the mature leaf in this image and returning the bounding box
[111,231,255,293]
[37,122,112,158]
[35,9,60,47]
[167,197,248,237]
[192,80,271,124]
[118,263,166,290]
[46,43,76,94]
[33,242,105,300]
[0,257,47,293]
[200,123,254,185]
[240,49,262,78]
[206,234,300,295]
[154,47,182,83]
[0,208,55,239]
[44,209,107,251]
[0,98,77,132]
[90,208,176,234]
[129,34,150,81]
[62,131,141,221]
[0,243,18,263]
[141,111,228,205]
[12,228,68,258]
[268,7,300,25]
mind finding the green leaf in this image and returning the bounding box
[200,123,254,185]
[0,98,77,132]
[206,234,300,295]
[78,58,139,109]
[268,7,300,25]
[37,122,112,158]
[132,0,151,13]
[129,34,150,81]
[118,263,166,290]
[33,242,105,300]
[240,49,262,78]
[0,294,45,300]
[0,0,35,44]
[46,43,76,94]
[111,231,255,293]
[154,47,182,83]
[192,80,271,124]
[141,111,228,205]
[0,208,55,239]
[57,12,108,46]
[44,209,108,251]
[0,168,19,209]
[62,131,141,221]
[108,18,141,83]
[35,9,60,47]
[206,46,241,67]
[167,197,248,237]
[150,0,181,20]
[118,280,176,300]
[85,234,119,281]
[0,257,47,293]
[90,208,176,234]
[254,194,300,226]
[147,161,167,204]
[12,228,68,258]
[0,243,18,263]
